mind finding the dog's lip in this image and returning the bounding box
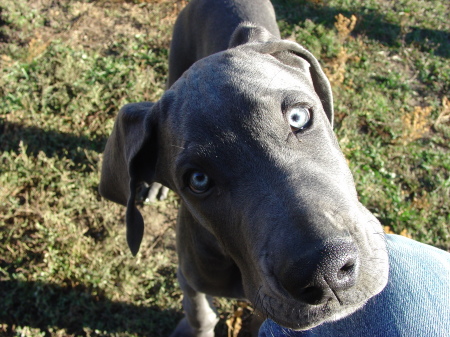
[256,296,333,330]
[255,289,365,330]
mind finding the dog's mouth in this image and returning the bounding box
[253,286,368,330]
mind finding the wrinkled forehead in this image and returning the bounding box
[165,48,317,145]
[180,49,314,107]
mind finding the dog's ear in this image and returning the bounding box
[99,102,158,256]
[261,41,334,126]
[230,24,334,127]
[278,42,334,126]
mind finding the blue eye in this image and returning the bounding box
[287,107,310,131]
[188,172,211,194]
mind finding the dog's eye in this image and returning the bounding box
[188,171,211,194]
[287,107,310,132]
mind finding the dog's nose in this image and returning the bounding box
[279,238,360,305]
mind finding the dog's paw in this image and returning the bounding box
[146,183,169,203]
[169,317,215,337]
[136,182,169,204]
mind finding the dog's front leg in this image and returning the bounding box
[170,269,219,337]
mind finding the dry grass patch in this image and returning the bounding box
[400,105,432,144]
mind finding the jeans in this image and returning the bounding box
[259,234,450,337]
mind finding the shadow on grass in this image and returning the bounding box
[0,280,182,336]
[272,0,449,58]
[0,120,107,169]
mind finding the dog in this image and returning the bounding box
[99,0,389,336]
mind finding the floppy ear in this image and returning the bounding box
[99,102,158,256]
[230,24,334,126]
[276,41,334,127]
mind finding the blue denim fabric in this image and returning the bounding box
[258,234,450,337]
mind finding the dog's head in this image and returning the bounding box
[99,24,388,330]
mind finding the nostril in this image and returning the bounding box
[338,260,356,279]
[320,239,360,289]
[341,261,355,272]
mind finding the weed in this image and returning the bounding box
[334,13,357,42]
[400,105,432,144]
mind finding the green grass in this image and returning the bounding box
[1,0,449,336]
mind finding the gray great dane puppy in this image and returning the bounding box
[99,0,389,336]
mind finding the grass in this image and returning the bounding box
[0,0,449,336]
